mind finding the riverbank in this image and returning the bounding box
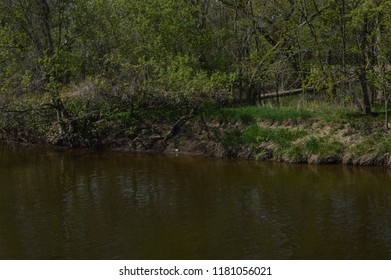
[1,94,391,166]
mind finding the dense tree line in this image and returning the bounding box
[1,0,391,114]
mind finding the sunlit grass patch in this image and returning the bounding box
[202,106,313,123]
[242,125,307,147]
[285,137,345,163]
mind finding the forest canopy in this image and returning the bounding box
[1,0,391,114]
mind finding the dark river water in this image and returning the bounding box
[1,143,391,260]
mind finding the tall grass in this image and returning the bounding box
[242,125,307,147]
[201,106,313,123]
[349,132,391,157]
[285,137,345,162]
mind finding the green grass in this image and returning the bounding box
[285,137,345,162]
[219,125,348,163]
[208,102,381,124]
[305,101,386,123]
[220,125,307,151]
[201,105,313,123]
[242,125,307,147]
[307,104,353,122]
[350,132,391,157]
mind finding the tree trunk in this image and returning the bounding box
[359,69,372,115]
[38,0,54,55]
[358,16,372,115]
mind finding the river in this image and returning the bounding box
[1,143,391,259]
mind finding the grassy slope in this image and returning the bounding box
[200,104,391,165]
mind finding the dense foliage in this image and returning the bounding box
[1,0,391,113]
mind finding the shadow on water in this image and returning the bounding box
[1,143,391,259]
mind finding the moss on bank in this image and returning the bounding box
[1,94,391,166]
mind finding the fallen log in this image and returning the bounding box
[259,87,315,100]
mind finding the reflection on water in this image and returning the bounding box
[1,143,391,259]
